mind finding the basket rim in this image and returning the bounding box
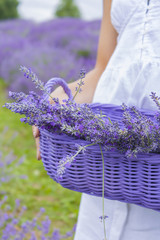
[40,128,160,163]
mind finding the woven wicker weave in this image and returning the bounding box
[40,78,160,212]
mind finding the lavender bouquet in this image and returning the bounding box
[4,66,160,162]
[4,66,160,184]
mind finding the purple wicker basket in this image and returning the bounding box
[40,78,160,212]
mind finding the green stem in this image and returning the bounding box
[45,90,58,103]
[99,144,107,240]
[72,82,81,101]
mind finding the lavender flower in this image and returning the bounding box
[20,66,45,91]
[73,67,86,99]
[99,215,108,222]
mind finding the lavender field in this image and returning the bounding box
[0,18,100,93]
[0,18,100,239]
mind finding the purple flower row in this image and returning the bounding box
[0,196,76,240]
[0,18,100,93]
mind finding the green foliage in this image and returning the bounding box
[0,0,19,20]
[55,0,81,18]
[77,50,91,58]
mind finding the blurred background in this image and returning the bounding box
[18,0,102,22]
[0,0,102,239]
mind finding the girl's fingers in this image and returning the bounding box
[32,126,41,160]
[35,137,41,160]
[32,126,40,138]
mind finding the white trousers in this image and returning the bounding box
[74,193,160,240]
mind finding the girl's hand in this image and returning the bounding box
[32,86,68,160]
[32,126,41,160]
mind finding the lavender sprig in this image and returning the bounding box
[56,143,96,180]
[72,67,86,100]
[20,66,45,91]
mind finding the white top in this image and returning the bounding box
[74,0,160,240]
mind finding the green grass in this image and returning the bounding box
[0,78,81,236]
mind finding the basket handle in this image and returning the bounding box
[43,77,73,101]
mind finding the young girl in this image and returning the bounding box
[33,0,160,239]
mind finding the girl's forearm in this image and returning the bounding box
[70,67,104,104]
[50,67,104,104]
